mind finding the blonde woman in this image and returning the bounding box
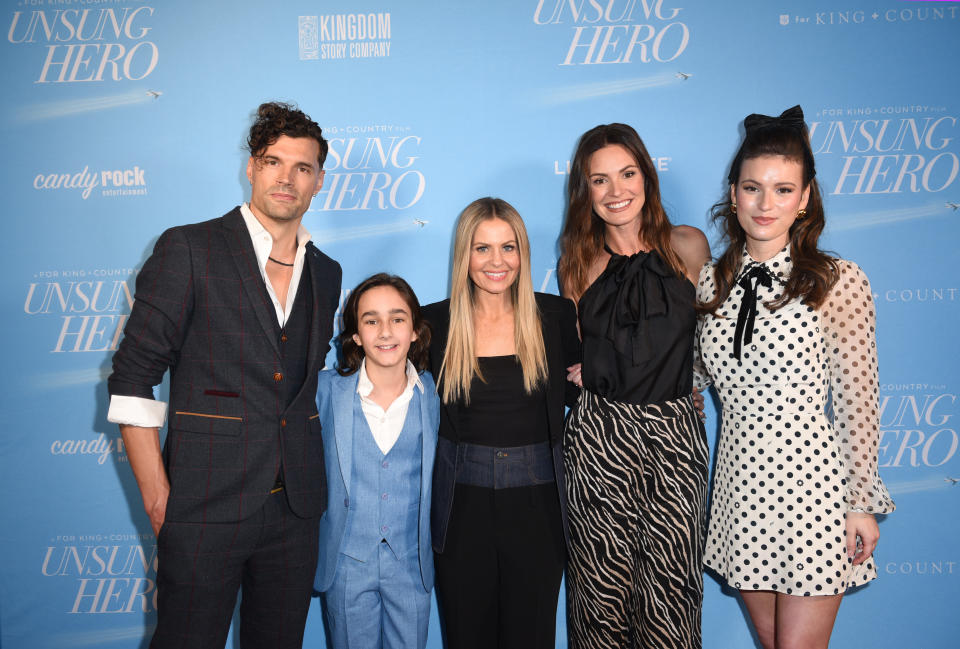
[423,197,580,649]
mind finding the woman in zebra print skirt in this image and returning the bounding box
[558,123,711,649]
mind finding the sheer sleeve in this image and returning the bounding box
[821,260,894,514]
[692,261,714,392]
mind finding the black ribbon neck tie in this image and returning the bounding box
[733,264,773,361]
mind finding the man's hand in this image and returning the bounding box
[119,425,170,537]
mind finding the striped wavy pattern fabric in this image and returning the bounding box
[564,390,709,649]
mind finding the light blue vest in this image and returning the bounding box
[342,389,423,561]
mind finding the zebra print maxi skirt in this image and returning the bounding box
[564,390,709,649]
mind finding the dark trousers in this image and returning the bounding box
[151,491,319,649]
[435,482,565,649]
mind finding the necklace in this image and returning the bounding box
[268,256,294,267]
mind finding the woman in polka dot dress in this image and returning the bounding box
[695,106,894,649]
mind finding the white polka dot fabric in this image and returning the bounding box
[695,246,895,595]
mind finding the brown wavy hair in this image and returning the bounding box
[559,123,685,304]
[699,108,839,315]
[246,101,329,168]
[337,273,431,376]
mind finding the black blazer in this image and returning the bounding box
[108,207,342,523]
[422,292,580,552]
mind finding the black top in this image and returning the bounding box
[422,293,581,449]
[453,355,549,447]
[578,248,695,405]
[422,293,581,552]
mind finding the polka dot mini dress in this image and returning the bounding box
[695,246,895,596]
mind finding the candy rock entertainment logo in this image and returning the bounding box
[299,13,391,61]
[533,0,689,65]
[315,125,424,211]
[33,165,147,200]
[50,433,126,465]
[41,534,157,613]
[24,268,135,353]
[6,6,159,83]
[808,107,958,195]
[878,384,957,469]
[778,5,959,26]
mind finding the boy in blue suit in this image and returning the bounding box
[315,273,439,649]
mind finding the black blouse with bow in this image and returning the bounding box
[578,247,696,405]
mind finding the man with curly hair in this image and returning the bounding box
[107,101,341,648]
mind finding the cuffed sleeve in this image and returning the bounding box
[107,394,167,428]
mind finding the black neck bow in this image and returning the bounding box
[589,246,671,365]
[733,264,774,361]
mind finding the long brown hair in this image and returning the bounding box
[439,197,548,405]
[559,123,685,304]
[699,106,839,314]
[337,273,431,376]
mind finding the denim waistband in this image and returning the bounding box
[449,439,556,490]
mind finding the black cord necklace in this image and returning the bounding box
[268,256,294,267]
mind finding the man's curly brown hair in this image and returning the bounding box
[246,101,328,168]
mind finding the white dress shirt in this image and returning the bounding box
[106,204,312,428]
[356,360,423,455]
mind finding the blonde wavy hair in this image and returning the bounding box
[439,197,548,405]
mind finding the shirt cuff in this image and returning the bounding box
[107,395,168,428]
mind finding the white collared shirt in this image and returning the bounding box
[239,202,312,327]
[357,360,423,455]
[106,205,312,428]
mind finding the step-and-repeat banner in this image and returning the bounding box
[1,1,957,647]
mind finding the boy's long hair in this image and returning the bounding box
[337,273,431,376]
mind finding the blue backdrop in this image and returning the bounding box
[2,1,958,647]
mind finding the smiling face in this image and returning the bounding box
[351,285,417,374]
[587,144,646,233]
[732,154,810,259]
[468,217,520,299]
[246,135,324,225]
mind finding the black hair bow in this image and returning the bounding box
[744,105,805,133]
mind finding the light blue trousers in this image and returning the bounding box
[323,542,431,649]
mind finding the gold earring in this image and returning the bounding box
[797,209,807,219]
[731,202,737,214]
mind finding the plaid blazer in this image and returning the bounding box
[108,207,341,523]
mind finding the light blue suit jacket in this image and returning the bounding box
[314,368,439,593]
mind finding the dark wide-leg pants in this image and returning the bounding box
[565,391,709,649]
[435,482,565,649]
